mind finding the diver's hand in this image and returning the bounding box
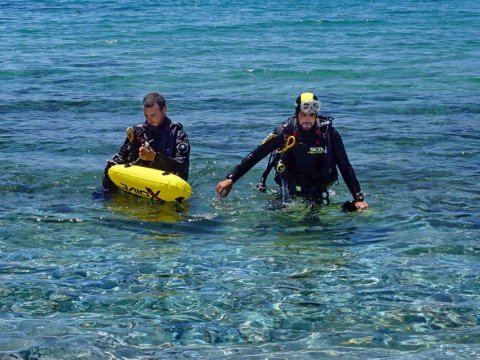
[354,200,369,210]
[139,145,156,161]
[216,179,233,197]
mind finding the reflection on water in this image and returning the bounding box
[105,192,190,223]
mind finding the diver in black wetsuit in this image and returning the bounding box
[216,92,369,211]
[102,92,190,193]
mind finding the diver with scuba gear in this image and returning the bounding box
[102,92,190,193]
[216,92,369,211]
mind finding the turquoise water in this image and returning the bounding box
[1,1,479,358]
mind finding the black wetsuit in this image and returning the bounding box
[226,115,362,201]
[102,116,190,193]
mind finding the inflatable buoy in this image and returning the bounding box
[108,165,192,202]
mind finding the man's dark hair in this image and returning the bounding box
[143,92,166,109]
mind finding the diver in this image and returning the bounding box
[102,92,190,193]
[215,92,369,211]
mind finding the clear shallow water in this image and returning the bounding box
[1,0,479,358]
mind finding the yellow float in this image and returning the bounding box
[108,164,192,202]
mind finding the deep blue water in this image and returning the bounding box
[1,1,479,358]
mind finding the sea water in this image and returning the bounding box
[1,1,479,358]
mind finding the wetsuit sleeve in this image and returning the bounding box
[150,128,190,180]
[330,128,362,199]
[227,127,286,182]
[103,138,131,193]
[111,138,130,164]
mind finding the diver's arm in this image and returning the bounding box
[103,138,131,193]
[228,137,283,182]
[228,120,291,183]
[110,138,131,164]
[331,128,369,210]
[149,129,190,180]
[331,129,363,199]
[217,129,285,197]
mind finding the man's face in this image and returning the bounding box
[297,111,316,130]
[144,103,165,126]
